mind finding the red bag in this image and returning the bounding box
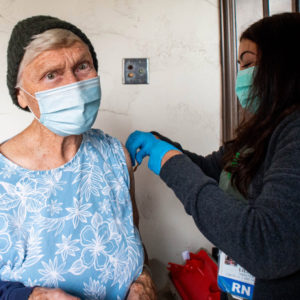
[168,249,221,300]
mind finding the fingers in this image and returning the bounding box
[127,268,157,300]
[127,281,157,300]
[126,131,143,165]
[29,287,80,300]
[126,131,158,168]
[126,131,151,166]
[136,148,148,165]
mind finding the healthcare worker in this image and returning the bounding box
[126,12,300,300]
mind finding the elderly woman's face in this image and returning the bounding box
[18,41,97,117]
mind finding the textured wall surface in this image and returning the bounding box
[0,0,221,290]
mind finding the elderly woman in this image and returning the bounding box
[0,16,156,300]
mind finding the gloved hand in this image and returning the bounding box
[125,131,180,175]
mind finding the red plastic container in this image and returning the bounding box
[168,249,221,300]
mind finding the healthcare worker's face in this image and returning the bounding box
[238,39,258,70]
[17,41,97,118]
[237,39,258,119]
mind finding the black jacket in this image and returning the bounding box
[157,111,300,300]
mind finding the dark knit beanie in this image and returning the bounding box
[7,15,98,111]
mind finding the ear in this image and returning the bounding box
[16,88,28,109]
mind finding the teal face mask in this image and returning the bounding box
[19,76,101,136]
[235,66,258,112]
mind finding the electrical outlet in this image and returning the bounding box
[123,58,149,84]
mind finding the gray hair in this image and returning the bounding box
[16,28,85,86]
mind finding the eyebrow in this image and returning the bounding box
[72,52,93,66]
[36,52,92,76]
[238,50,256,63]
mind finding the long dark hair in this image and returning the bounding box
[223,12,300,197]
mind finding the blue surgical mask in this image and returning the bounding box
[19,76,101,136]
[235,66,258,112]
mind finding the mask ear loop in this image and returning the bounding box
[16,86,40,121]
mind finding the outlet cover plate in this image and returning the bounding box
[123,58,149,84]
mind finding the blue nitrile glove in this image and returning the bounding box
[125,131,180,175]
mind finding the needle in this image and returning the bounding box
[133,163,139,172]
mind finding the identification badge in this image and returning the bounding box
[218,250,255,299]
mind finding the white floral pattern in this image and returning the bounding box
[55,234,80,261]
[0,214,11,259]
[83,277,106,299]
[0,129,144,299]
[39,257,66,287]
[66,197,92,228]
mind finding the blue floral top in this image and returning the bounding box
[0,129,144,299]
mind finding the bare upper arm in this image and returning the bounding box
[122,144,139,229]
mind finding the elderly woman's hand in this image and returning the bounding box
[127,267,157,300]
[28,287,80,300]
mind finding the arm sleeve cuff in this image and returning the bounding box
[10,287,33,300]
